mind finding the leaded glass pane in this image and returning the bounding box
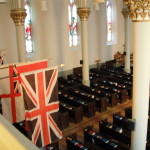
[68,0,79,47]
[106,1,112,42]
[25,2,33,53]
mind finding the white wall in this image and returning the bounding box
[0,0,125,72]
[0,3,18,64]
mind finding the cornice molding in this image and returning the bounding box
[10,9,27,26]
[77,8,91,21]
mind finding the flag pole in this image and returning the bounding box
[0,74,19,80]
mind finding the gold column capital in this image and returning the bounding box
[122,8,130,19]
[77,8,91,21]
[123,0,150,22]
[10,9,27,26]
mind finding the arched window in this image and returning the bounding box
[25,0,33,53]
[68,0,79,47]
[106,0,112,43]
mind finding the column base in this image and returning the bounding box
[124,68,131,73]
[82,79,90,86]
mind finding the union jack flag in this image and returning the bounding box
[0,60,48,123]
[20,66,62,147]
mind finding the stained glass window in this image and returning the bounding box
[106,0,112,42]
[25,0,33,53]
[68,0,79,47]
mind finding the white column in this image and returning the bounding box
[131,22,150,150]
[16,26,26,62]
[77,5,90,86]
[10,0,27,62]
[81,20,90,86]
[124,18,131,73]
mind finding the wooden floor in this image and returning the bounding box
[58,100,132,150]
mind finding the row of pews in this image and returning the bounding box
[58,67,133,130]
[0,66,133,150]
[66,112,150,150]
[67,67,132,84]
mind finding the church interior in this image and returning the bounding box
[0,0,150,150]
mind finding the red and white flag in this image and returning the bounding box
[20,66,62,147]
[0,60,48,123]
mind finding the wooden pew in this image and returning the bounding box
[58,111,69,130]
[77,85,118,107]
[106,77,132,99]
[59,102,83,123]
[113,114,150,142]
[125,107,132,119]
[68,88,107,112]
[67,74,97,83]
[113,114,131,131]
[67,74,82,83]
[84,126,129,150]
[58,83,67,90]
[43,142,59,150]
[100,67,133,81]
[99,120,131,145]
[91,83,128,103]
[100,67,132,78]
[98,79,132,99]
[58,77,79,87]
[91,68,132,82]
[90,68,111,76]
[106,76,132,86]
[66,136,91,150]
[59,91,95,118]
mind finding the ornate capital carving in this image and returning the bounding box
[122,8,130,19]
[77,8,91,21]
[123,0,150,22]
[10,9,27,26]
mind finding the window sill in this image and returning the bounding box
[26,52,35,58]
[107,41,113,46]
[69,46,80,51]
